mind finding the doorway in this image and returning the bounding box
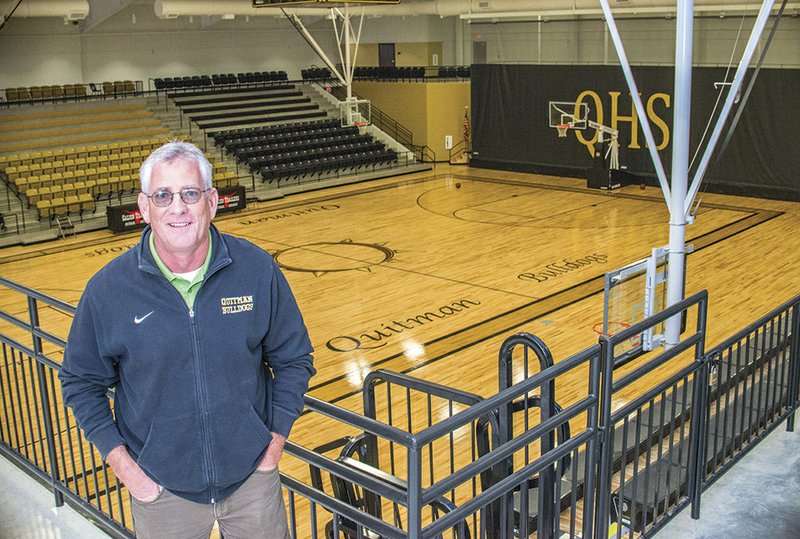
[379,43,396,67]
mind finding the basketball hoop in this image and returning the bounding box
[556,123,571,138]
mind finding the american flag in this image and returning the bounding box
[463,108,470,143]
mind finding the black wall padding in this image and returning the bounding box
[470,64,800,201]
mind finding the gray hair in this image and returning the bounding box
[139,140,213,194]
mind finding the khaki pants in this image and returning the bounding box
[130,469,290,539]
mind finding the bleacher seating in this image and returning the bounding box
[0,102,169,154]
[353,66,426,81]
[4,83,93,104]
[437,65,471,79]
[154,71,288,91]
[169,85,327,130]
[1,137,236,222]
[0,96,241,223]
[301,67,333,81]
[211,119,397,185]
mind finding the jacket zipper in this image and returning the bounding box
[188,304,218,503]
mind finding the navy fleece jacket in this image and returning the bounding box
[59,225,315,503]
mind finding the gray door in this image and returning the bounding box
[473,41,487,64]
[379,43,396,67]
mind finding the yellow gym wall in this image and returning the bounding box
[351,81,470,160]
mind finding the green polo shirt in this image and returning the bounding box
[149,232,213,308]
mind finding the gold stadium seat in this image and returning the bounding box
[15,178,30,195]
[8,165,27,181]
[63,183,77,197]
[50,172,64,185]
[26,188,40,206]
[18,154,35,166]
[79,192,95,213]
[50,185,64,199]
[62,170,76,183]
[106,177,121,195]
[50,198,68,219]
[118,175,135,193]
[28,163,43,176]
[36,200,52,220]
[16,87,31,101]
[39,174,53,188]
[83,179,96,192]
[66,195,81,214]
[30,86,44,100]
[94,177,111,198]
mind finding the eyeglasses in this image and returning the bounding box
[145,187,208,207]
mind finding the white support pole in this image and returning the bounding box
[598,0,672,210]
[343,6,352,102]
[683,0,777,218]
[665,0,694,346]
[284,9,347,86]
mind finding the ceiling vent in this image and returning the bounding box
[66,10,87,20]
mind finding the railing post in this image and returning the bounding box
[689,295,709,519]
[594,335,615,539]
[28,296,64,508]
[407,440,422,539]
[788,301,800,432]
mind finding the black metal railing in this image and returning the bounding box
[1,273,798,538]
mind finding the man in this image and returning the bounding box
[59,141,315,538]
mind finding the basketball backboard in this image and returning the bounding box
[602,245,689,366]
[339,98,371,128]
[548,101,589,130]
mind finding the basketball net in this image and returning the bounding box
[556,124,570,138]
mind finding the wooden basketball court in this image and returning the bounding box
[1,165,799,536]
[2,164,798,403]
